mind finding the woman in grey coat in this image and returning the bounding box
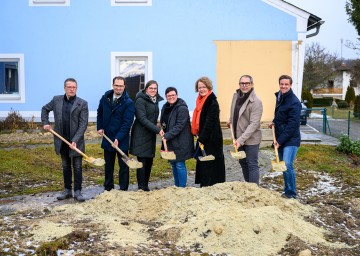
[130,80,164,191]
[160,87,194,187]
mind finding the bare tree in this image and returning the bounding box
[303,42,340,90]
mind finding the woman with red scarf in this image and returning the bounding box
[192,76,225,187]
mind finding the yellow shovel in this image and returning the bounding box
[198,142,215,161]
[160,138,176,160]
[271,126,287,172]
[229,124,246,160]
[102,133,143,169]
[49,128,105,167]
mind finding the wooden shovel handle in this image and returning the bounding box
[229,124,238,153]
[162,137,169,152]
[102,133,128,159]
[49,128,88,159]
[271,126,280,163]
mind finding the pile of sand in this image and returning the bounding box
[31,182,345,255]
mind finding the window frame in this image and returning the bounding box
[0,54,25,103]
[111,0,152,7]
[29,0,70,7]
[111,52,152,89]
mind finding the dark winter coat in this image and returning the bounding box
[273,88,301,147]
[160,98,194,161]
[195,92,226,186]
[41,95,89,157]
[130,90,164,158]
[97,90,135,151]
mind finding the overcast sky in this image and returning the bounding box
[285,0,359,59]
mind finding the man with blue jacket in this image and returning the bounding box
[97,76,135,191]
[269,75,301,199]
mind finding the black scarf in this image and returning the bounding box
[232,88,253,138]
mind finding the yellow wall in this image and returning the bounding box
[215,40,292,123]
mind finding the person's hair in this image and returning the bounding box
[165,86,177,95]
[113,76,126,85]
[278,75,293,85]
[145,80,158,90]
[195,76,213,92]
[239,75,253,83]
[64,78,77,87]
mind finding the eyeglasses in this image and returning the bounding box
[166,94,177,98]
[239,82,252,87]
[113,84,125,88]
[65,86,77,90]
[148,87,157,90]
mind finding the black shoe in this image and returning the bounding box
[74,190,85,202]
[281,193,295,199]
[143,186,150,192]
[57,189,73,200]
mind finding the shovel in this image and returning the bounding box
[49,128,105,167]
[102,133,143,169]
[198,142,215,161]
[160,138,176,160]
[271,126,287,172]
[229,124,246,160]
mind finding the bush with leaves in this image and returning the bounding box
[336,100,349,109]
[354,95,360,118]
[336,134,360,157]
[301,87,314,108]
[345,86,356,106]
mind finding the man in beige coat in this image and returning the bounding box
[229,75,263,185]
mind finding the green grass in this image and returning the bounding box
[0,143,358,199]
[0,143,196,198]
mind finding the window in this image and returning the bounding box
[111,0,152,7]
[111,52,152,100]
[0,54,25,103]
[29,0,70,7]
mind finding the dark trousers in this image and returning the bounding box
[60,145,83,191]
[104,150,129,191]
[136,157,153,189]
[238,144,260,185]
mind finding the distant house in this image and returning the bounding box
[0,0,322,123]
[311,63,359,100]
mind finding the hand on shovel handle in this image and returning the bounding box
[49,128,105,167]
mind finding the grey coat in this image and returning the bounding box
[229,89,263,145]
[130,90,164,158]
[41,95,89,157]
[160,98,194,161]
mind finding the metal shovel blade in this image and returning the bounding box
[271,160,287,172]
[198,155,215,161]
[85,157,105,167]
[160,150,176,160]
[230,150,246,160]
[123,157,143,169]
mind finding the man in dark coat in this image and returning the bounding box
[97,76,135,191]
[270,75,301,199]
[41,78,89,202]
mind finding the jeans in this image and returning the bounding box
[238,144,260,185]
[170,161,187,187]
[278,146,298,198]
[104,150,129,191]
[60,145,83,191]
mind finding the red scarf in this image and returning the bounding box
[191,91,212,135]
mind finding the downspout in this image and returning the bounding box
[306,20,325,38]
